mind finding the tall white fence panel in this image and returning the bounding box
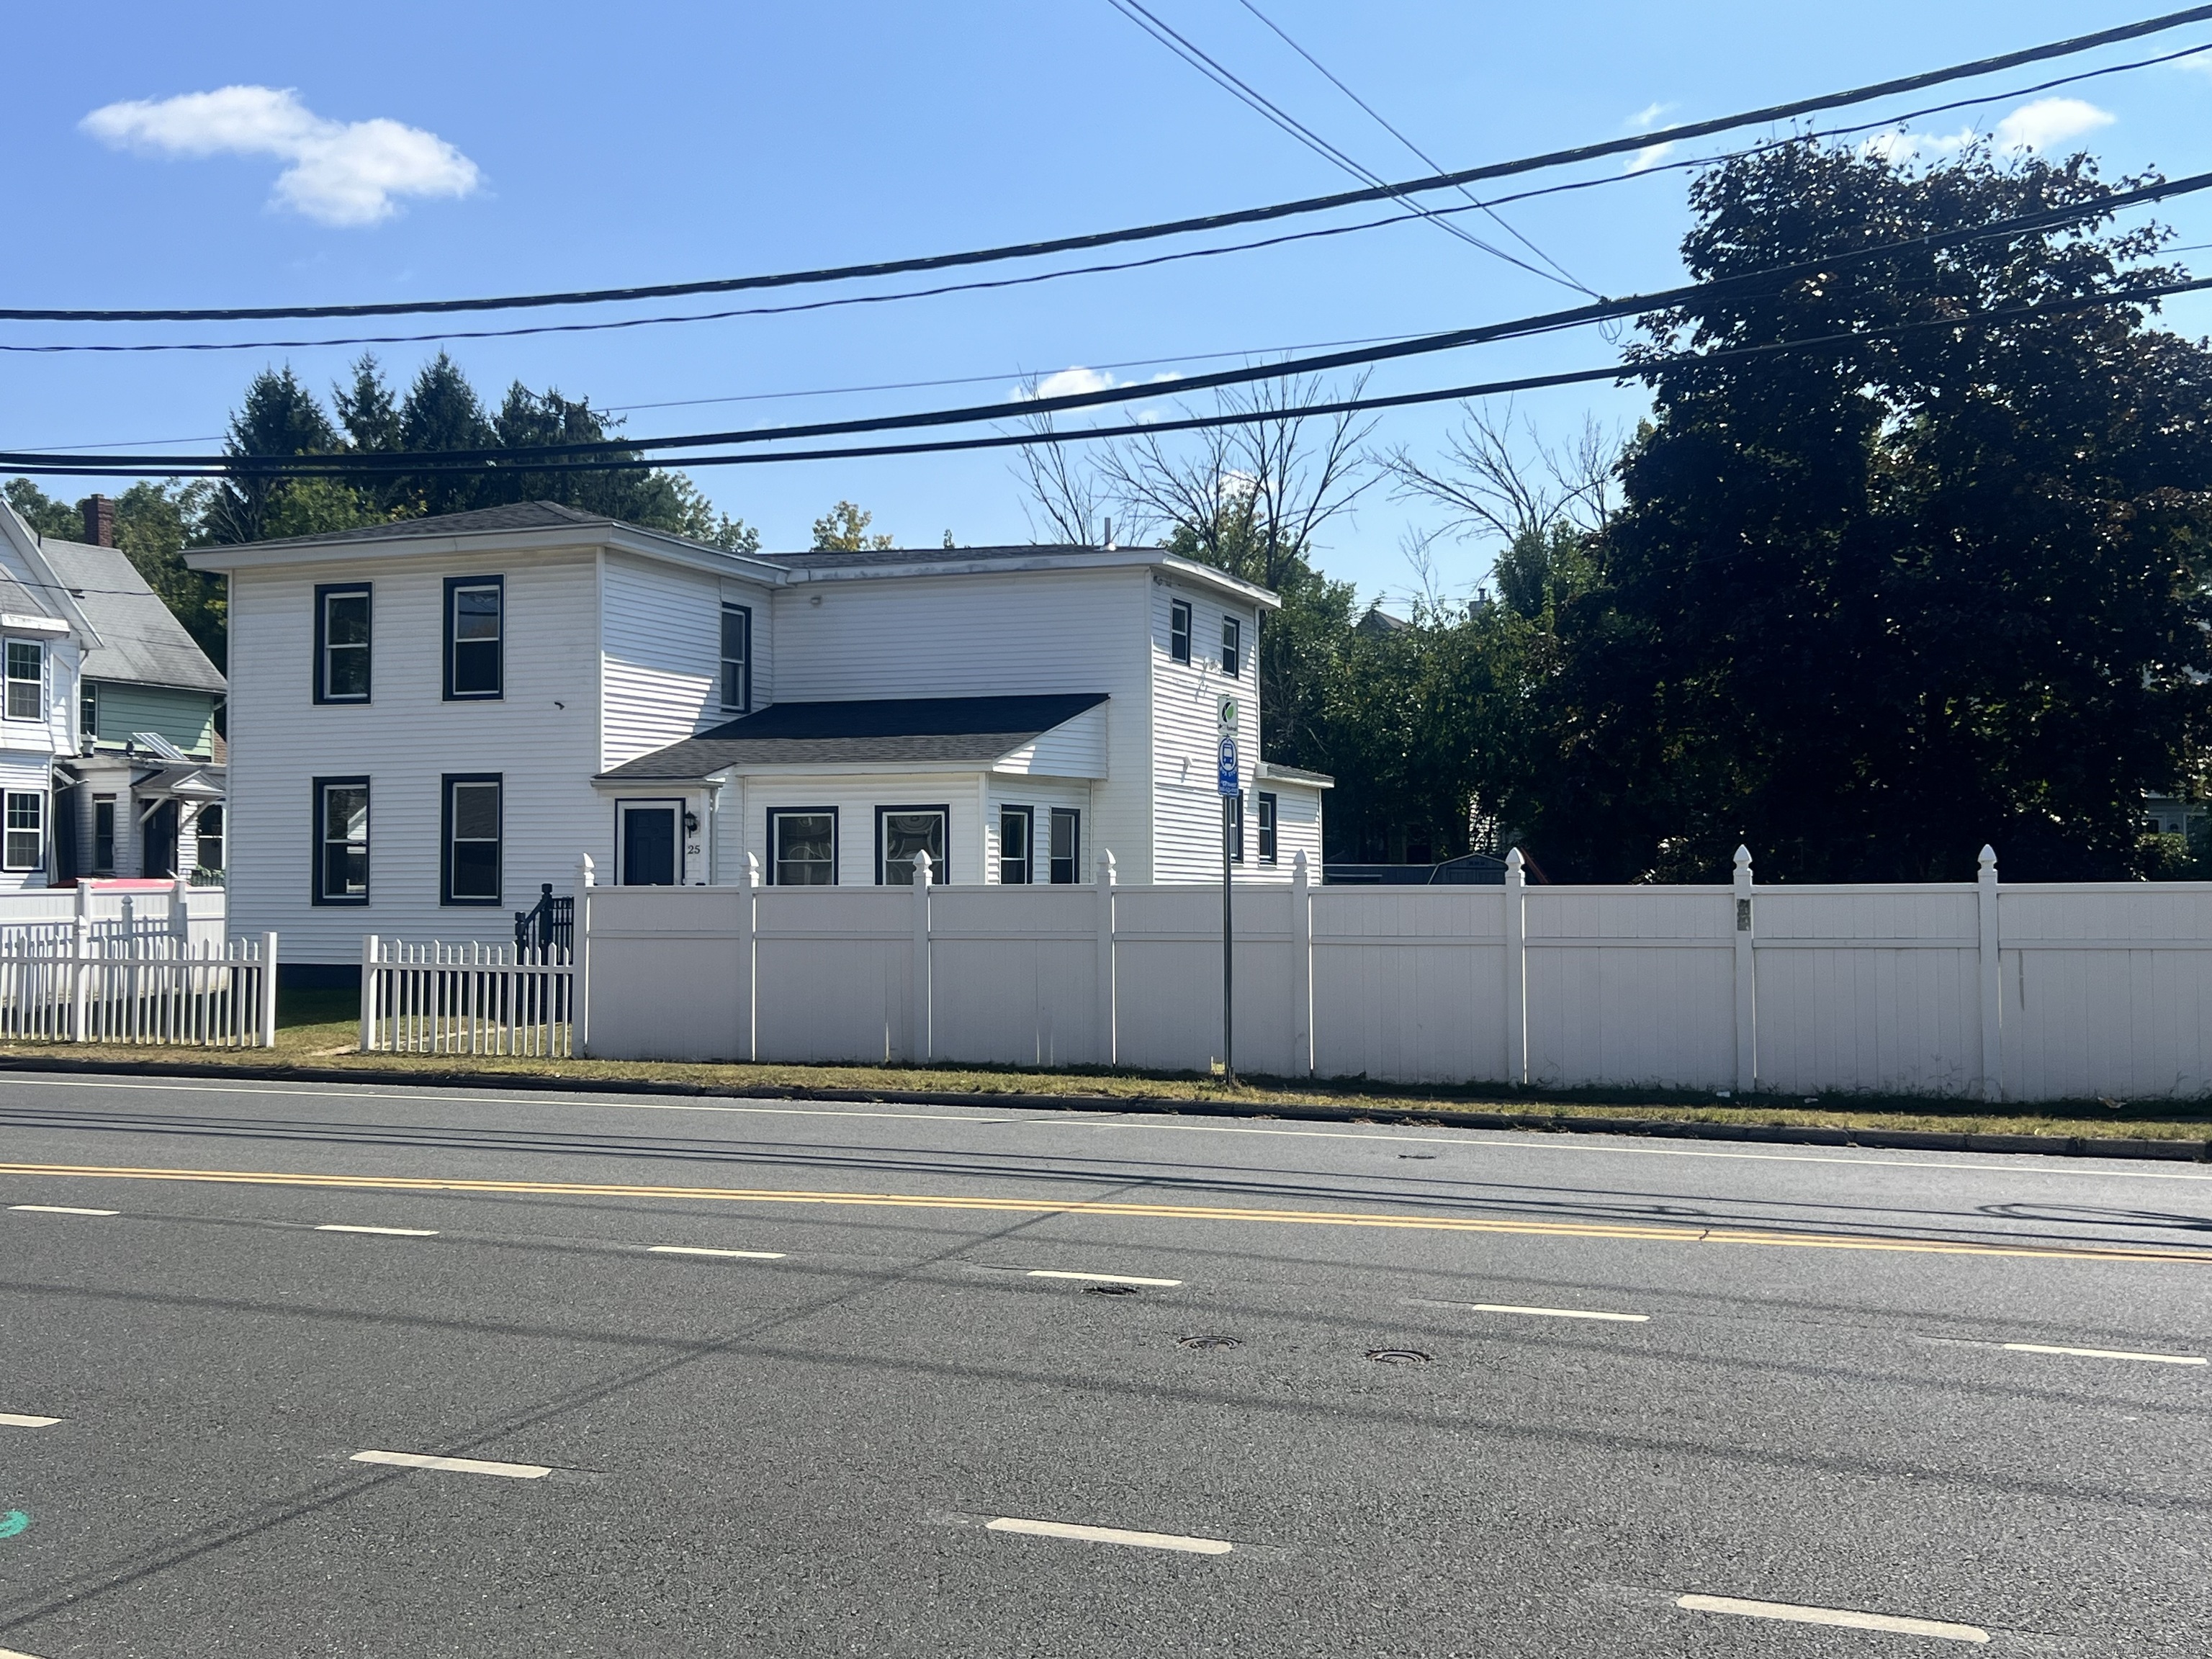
[395,845,2212,1102]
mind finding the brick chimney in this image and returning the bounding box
[82,495,114,547]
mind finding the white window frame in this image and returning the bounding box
[1222,615,1242,678]
[1256,791,1278,865]
[5,640,43,724]
[1169,600,1192,665]
[315,584,372,704]
[1048,807,1081,886]
[314,778,370,904]
[877,806,948,886]
[3,790,42,871]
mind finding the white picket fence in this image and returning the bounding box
[0,930,276,1047]
[359,938,574,1057]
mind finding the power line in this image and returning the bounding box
[1226,0,1594,295]
[15,272,2206,481]
[9,5,2210,325]
[1104,0,1587,291]
[15,166,2205,477]
[9,40,2206,359]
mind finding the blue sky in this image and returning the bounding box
[6,1,2210,604]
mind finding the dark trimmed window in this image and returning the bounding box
[314,585,372,703]
[878,806,948,886]
[441,775,503,905]
[444,576,503,700]
[769,809,836,886]
[721,603,752,712]
[999,806,1033,885]
[1222,615,1242,678]
[194,804,223,874]
[1169,599,1192,665]
[1256,791,1277,865]
[313,778,369,904]
[1049,807,1080,886]
[93,796,115,873]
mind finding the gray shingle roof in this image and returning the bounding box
[772,544,1131,570]
[243,500,612,550]
[600,693,1110,781]
[37,539,225,693]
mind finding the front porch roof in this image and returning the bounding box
[595,693,1110,785]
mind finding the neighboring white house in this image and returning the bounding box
[189,500,1329,974]
[0,495,226,889]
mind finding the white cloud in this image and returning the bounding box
[81,86,480,226]
[1862,96,2115,167]
[1012,366,1181,403]
[1629,102,1673,131]
[1994,96,2115,154]
[1624,142,1674,175]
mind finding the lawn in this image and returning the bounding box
[0,984,2203,1149]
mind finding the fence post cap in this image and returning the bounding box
[912,848,933,886]
[577,852,596,888]
[1292,848,1308,877]
[1978,844,1999,876]
[1097,848,1117,886]
[745,850,763,887]
[1505,846,1524,874]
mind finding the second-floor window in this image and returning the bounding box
[5,640,42,722]
[81,684,97,742]
[721,603,752,712]
[315,585,372,703]
[1222,615,1242,678]
[1169,600,1192,665]
[445,576,503,700]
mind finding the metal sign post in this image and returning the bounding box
[1216,694,1240,1084]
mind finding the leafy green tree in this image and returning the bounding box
[1527,140,2212,881]
[811,501,894,551]
[3,477,82,541]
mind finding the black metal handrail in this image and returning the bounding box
[513,884,573,958]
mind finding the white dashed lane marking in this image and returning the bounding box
[648,1245,785,1259]
[315,1224,439,1237]
[1469,1303,1649,1323]
[1678,1594,1988,1643]
[0,1413,60,1429]
[9,1204,116,1215]
[350,1449,549,1479]
[1026,1269,1182,1287]
[985,1517,1232,1555]
[2002,1342,2206,1367]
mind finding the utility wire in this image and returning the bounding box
[17,166,2205,476]
[14,273,2206,480]
[7,40,2206,358]
[1227,0,1594,294]
[8,4,2210,325]
[1105,0,1586,291]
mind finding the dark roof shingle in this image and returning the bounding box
[599,693,1109,781]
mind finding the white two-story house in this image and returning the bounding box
[0,495,228,889]
[191,500,1329,976]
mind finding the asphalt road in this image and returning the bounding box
[1,1071,2208,1658]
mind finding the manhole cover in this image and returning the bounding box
[1366,1349,1432,1365]
[1084,1283,1140,1296]
[1179,1334,1243,1351]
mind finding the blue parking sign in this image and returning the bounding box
[1217,734,1239,796]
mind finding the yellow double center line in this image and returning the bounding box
[2,1160,2208,1264]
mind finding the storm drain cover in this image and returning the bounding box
[1366,1349,1432,1365]
[1179,1334,1244,1351]
[1084,1284,1141,1297]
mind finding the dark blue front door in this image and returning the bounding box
[621,805,678,886]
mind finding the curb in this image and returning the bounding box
[0,1053,2206,1163]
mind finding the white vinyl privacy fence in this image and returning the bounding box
[376,846,2212,1102]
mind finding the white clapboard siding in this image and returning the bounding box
[771,565,1160,882]
[1150,574,1264,884]
[227,551,606,959]
[601,551,776,768]
[981,777,1093,885]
